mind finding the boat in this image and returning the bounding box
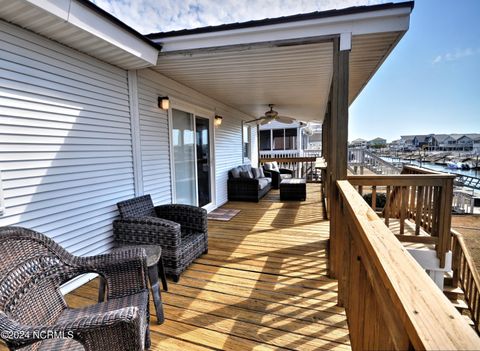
[446,161,470,170]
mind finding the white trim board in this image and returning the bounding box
[155,7,411,53]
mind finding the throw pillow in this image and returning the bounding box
[230,167,241,178]
[258,167,265,178]
[240,171,253,179]
[251,167,260,178]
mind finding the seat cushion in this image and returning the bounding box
[113,244,161,267]
[257,178,271,190]
[263,162,279,172]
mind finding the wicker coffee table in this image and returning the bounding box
[280,178,306,201]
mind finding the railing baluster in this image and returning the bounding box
[385,185,390,227]
[400,186,407,235]
[415,186,423,235]
[371,186,377,210]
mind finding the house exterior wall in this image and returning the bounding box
[132,68,253,208]
[0,20,134,256]
[0,20,257,268]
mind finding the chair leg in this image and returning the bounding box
[148,265,164,324]
[172,274,180,283]
[98,276,106,303]
[158,258,168,292]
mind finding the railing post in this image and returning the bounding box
[328,36,349,280]
[437,177,453,267]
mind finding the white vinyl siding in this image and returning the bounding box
[136,68,251,208]
[136,70,172,205]
[0,20,134,256]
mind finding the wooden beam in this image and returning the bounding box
[328,36,349,282]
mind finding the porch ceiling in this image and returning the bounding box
[152,31,402,122]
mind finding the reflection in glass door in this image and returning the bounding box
[171,109,212,208]
[172,109,197,205]
[196,117,211,207]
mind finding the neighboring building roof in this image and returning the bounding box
[351,138,367,143]
[414,135,429,143]
[432,134,452,143]
[369,137,386,142]
[147,2,414,39]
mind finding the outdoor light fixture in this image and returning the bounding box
[214,115,223,127]
[158,96,170,110]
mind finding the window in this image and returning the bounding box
[273,129,284,150]
[285,128,297,150]
[260,130,271,151]
[242,124,250,160]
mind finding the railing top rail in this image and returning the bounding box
[259,157,317,163]
[338,180,480,349]
[402,164,447,175]
[347,174,456,187]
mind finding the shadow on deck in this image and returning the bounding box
[18,184,351,350]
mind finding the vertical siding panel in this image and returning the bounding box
[0,20,134,256]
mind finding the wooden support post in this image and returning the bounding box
[329,37,349,285]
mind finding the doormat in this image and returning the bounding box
[207,208,241,221]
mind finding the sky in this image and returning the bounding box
[91,0,480,142]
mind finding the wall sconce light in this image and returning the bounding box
[158,96,170,110]
[214,115,223,127]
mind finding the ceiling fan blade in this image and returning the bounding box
[276,116,295,124]
[260,119,272,125]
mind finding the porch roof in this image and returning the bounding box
[148,2,413,123]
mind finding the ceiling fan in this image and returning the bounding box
[245,104,295,125]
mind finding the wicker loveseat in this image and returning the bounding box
[227,164,272,202]
[113,195,208,282]
[0,226,151,351]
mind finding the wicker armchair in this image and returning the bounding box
[0,226,151,351]
[262,162,294,189]
[113,195,208,282]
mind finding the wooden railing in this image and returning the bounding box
[336,180,480,349]
[347,173,454,267]
[452,229,480,333]
[259,157,320,182]
[348,148,401,175]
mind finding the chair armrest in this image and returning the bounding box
[75,248,148,299]
[113,217,182,248]
[0,305,147,351]
[279,168,294,175]
[155,205,207,235]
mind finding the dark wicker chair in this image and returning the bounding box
[0,226,151,351]
[113,195,208,282]
[262,162,294,189]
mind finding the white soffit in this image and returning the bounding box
[154,42,334,122]
[0,0,158,69]
[152,5,411,122]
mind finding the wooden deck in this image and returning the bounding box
[1,184,350,350]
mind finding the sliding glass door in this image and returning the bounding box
[196,117,211,207]
[171,109,212,207]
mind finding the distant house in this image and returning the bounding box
[259,121,322,158]
[474,137,480,154]
[412,135,429,148]
[389,139,402,150]
[367,137,387,148]
[400,135,416,150]
[455,134,480,151]
[350,138,368,148]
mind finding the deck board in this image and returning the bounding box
[0,184,350,350]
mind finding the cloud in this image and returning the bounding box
[432,48,480,64]
[90,0,387,34]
